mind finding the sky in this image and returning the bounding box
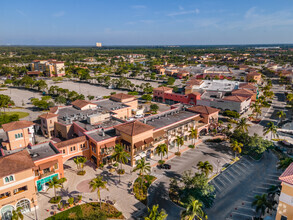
[1,0,293,46]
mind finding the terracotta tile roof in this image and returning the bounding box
[279,162,293,185]
[0,150,35,177]
[110,93,135,100]
[247,72,261,76]
[186,79,203,86]
[2,120,35,132]
[223,95,249,102]
[239,83,256,90]
[39,113,59,119]
[71,100,96,109]
[55,136,87,148]
[49,106,59,113]
[232,89,254,96]
[153,87,173,91]
[114,120,154,136]
[188,105,220,115]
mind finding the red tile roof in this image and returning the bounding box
[223,95,249,102]
[188,105,220,115]
[55,136,87,148]
[110,93,135,100]
[114,120,154,136]
[49,106,59,113]
[71,100,96,109]
[39,113,59,119]
[232,89,254,96]
[0,150,35,177]
[2,120,35,132]
[239,83,257,90]
[279,162,293,185]
[153,87,173,92]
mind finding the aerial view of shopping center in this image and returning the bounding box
[1,0,293,220]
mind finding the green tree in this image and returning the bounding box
[35,79,48,91]
[47,176,67,200]
[73,157,80,171]
[263,121,279,140]
[111,144,130,182]
[175,136,184,153]
[286,93,293,102]
[196,161,213,176]
[189,128,198,144]
[55,96,67,104]
[11,207,23,220]
[231,140,243,159]
[145,205,168,220]
[150,104,159,114]
[0,94,15,113]
[155,144,168,162]
[276,111,286,124]
[89,176,108,208]
[278,157,293,170]
[133,157,151,189]
[235,118,250,132]
[142,94,153,101]
[79,157,87,172]
[251,194,272,218]
[181,199,207,220]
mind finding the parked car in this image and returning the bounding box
[157,164,171,169]
[135,114,143,118]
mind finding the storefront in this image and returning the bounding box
[36,173,58,192]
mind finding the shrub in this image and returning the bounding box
[77,195,82,202]
[99,163,104,168]
[188,144,195,149]
[175,152,181,156]
[223,110,240,119]
[158,160,165,165]
[68,197,74,205]
[117,169,125,175]
[77,170,86,176]
[113,162,119,167]
[49,196,62,204]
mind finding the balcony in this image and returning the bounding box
[40,171,55,179]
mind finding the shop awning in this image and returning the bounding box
[144,137,154,144]
[134,141,144,148]
[38,160,58,170]
[121,140,131,146]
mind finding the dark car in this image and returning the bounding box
[157,164,171,169]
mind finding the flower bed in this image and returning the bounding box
[46,202,124,220]
[133,175,156,205]
[49,196,62,204]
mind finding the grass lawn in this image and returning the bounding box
[1,111,29,118]
[46,202,123,220]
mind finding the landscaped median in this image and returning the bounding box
[133,175,156,205]
[46,202,124,220]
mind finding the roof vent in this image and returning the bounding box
[30,153,39,158]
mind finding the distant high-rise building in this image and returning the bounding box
[96,42,102,47]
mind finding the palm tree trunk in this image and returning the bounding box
[54,187,56,199]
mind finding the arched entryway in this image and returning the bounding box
[1,205,14,220]
[16,199,31,213]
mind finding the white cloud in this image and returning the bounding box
[52,11,65,17]
[168,9,200,16]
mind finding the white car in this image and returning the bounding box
[135,114,143,118]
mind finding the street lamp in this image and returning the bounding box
[217,159,220,174]
[32,198,38,220]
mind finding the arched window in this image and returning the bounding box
[16,199,30,213]
[4,177,9,183]
[9,176,14,181]
[20,133,23,137]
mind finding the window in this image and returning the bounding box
[73,146,76,151]
[54,163,58,170]
[80,144,82,149]
[43,168,50,174]
[92,145,96,153]
[70,147,72,151]
[3,175,14,184]
[0,192,11,200]
[281,216,287,220]
[15,133,23,139]
[62,149,65,154]
[34,170,39,177]
[13,186,28,195]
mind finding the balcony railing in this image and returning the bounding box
[40,171,55,179]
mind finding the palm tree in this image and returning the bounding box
[175,136,184,153]
[47,176,67,200]
[196,161,213,176]
[74,157,80,171]
[231,140,243,159]
[189,128,198,144]
[235,118,250,132]
[145,205,168,220]
[155,144,168,162]
[89,175,108,208]
[251,103,262,119]
[278,157,293,170]
[181,199,207,220]
[276,111,286,124]
[263,121,279,140]
[133,157,151,189]
[11,207,23,220]
[79,157,87,172]
[111,144,130,182]
[251,194,275,218]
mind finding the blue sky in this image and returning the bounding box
[1,0,293,45]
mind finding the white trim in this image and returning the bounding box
[279,191,293,206]
[0,176,34,191]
